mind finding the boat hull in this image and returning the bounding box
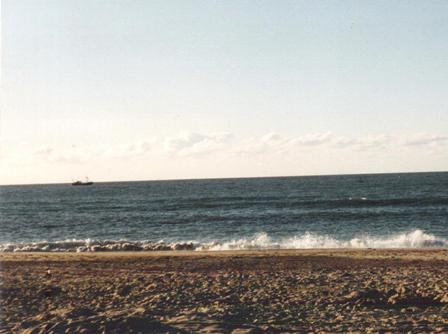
[72,182,93,186]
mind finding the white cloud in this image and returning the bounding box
[261,132,283,142]
[235,132,338,156]
[400,133,448,146]
[163,132,234,157]
[353,134,393,151]
[232,131,448,157]
[33,146,54,156]
[102,140,153,160]
[25,132,448,164]
[330,136,358,149]
[31,145,95,164]
[4,131,447,179]
[292,132,334,146]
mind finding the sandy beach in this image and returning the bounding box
[1,249,448,333]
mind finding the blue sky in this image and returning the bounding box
[2,1,448,184]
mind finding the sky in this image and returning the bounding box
[1,0,448,184]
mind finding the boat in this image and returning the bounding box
[72,177,93,186]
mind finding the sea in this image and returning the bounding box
[0,172,447,252]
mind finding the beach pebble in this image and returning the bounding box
[3,252,448,333]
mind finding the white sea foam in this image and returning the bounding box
[0,239,199,252]
[1,229,446,252]
[197,229,448,251]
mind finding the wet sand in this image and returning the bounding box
[1,249,448,333]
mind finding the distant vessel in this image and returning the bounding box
[72,177,93,186]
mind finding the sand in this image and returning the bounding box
[1,249,448,333]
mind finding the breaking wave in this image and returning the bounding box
[197,229,448,250]
[0,239,200,253]
[1,229,446,252]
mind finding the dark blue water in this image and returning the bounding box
[1,172,447,251]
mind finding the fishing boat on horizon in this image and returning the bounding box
[72,177,93,186]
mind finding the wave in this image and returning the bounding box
[1,229,446,252]
[160,196,448,210]
[197,229,448,250]
[0,239,199,253]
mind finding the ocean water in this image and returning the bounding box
[0,172,447,252]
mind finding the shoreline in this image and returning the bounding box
[1,248,448,261]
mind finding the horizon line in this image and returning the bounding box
[1,170,447,187]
